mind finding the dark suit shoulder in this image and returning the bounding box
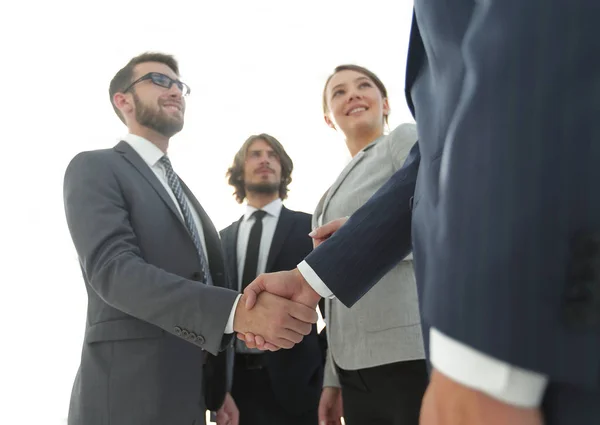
[219,219,241,238]
[65,148,120,181]
[283,208,312,221]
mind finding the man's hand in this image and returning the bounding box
[215,393,239,425]
[318,387,344,425]
[233,291,317,349]
[420,369,544,425]
[310,217,349,248]
[239,269,321,351]
[244,269,321,310]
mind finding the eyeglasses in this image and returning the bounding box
[123,72,191,96]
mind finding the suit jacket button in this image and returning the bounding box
[182,329,189,338]
[174,326,182,336]
[197,335,205,345]
[189,332,197,341]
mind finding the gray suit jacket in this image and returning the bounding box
[63,141,238,425]
[316,124,424,387]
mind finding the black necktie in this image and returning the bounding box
[242,210,267,290]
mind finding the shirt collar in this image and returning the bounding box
[244,198,283,221]
[122,133,166,168]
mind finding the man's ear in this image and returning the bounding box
[113,92,134,117]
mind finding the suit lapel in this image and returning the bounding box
[322,150,367,214]
[115,141,186,228]
[116,141,226,286]
[322,140,382,216]
[312,189,330,229]
[266,206,294,272]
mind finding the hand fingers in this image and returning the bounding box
[216,411,230,425]
[264,342,280,351]
[230,406,240,425]
[318,403,328,423]
[270,336,295,349]
[252,335,280,352]
[243,277,266,309]
[312,237,329,248]
[244,333,257,349]
[309,217,348,240]
[319,418,342,425]
[288,302,319,324]
[284,316,313,337]
[236,333,246,342]
[244,334,281,352]
[276,327,307,344]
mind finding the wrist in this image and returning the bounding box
[232,294,248,333]
[292,268,321,307]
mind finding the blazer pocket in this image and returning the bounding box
[86,318,164,343]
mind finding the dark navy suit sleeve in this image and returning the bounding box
[304,141,420,307]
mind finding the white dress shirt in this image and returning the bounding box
[224,199,284,335]
[296,260,549,408]
[236,199,283,290]
[124,134,240,334]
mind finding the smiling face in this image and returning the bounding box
[115,61,186,138]
[323,69,390,140]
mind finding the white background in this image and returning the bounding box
[1,1,414,423]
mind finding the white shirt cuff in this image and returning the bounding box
[297,260,335,299]
[430,328,548,408]
[224,294,242,334]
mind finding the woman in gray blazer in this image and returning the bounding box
[317,65,427,425]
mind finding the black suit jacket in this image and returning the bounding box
[304,2,600,422]
[220,206,325,416]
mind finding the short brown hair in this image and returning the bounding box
[226,134,294,204]
[322,64,389,125]
[109,52,179,123]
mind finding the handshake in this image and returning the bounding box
[232,217,348,351]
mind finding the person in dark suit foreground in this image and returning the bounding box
[240,2,600,424]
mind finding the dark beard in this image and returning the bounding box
[246,182,279,195]
[133,92,184,138]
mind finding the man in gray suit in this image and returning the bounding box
[62,52,317,425]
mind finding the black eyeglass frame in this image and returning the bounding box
[122,72,191,96]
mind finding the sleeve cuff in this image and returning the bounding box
[224,294,242,334]
[430,328,548,408]
[297,260,335,299]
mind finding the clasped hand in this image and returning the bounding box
[235,217,348,351]
[232,289,318,349]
